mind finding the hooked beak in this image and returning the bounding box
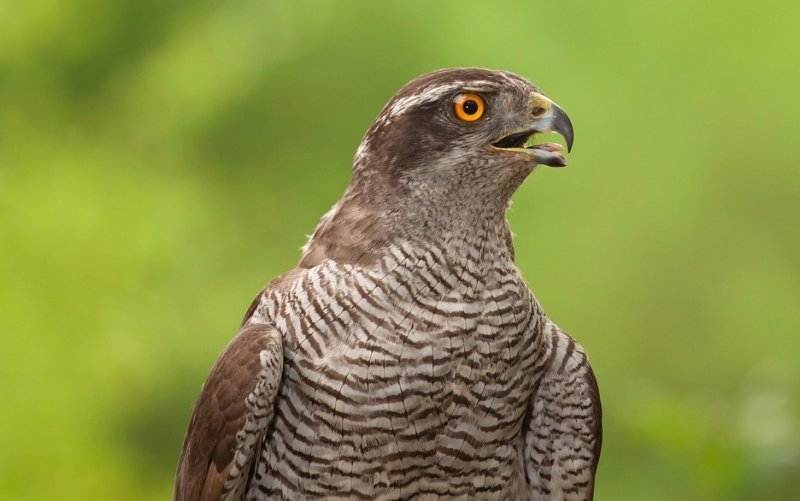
[492,93,575,167]
[530,94,574,153]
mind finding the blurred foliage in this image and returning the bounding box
[1,1,799,499]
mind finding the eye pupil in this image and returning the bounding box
[463,100,479,115]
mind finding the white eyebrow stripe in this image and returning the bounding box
[385,80,498,119]
[385,83,460,118]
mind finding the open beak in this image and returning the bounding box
[492,93,575,167]
[530,94,574,153]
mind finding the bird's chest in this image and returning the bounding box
[266,261,542,490]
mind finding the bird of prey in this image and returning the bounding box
[175,68,601,501]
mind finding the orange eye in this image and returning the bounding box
[453,93,486,122]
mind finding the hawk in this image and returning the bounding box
[175,68,601,500]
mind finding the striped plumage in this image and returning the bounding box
[175,68,601,500]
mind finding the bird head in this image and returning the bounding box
[351,68,574,206]
[302,69,574,266]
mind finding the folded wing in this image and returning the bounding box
[174,323,283,501]
[524,320,602,500]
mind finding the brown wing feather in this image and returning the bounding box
[174,323,283,501]
[524,320,602,500]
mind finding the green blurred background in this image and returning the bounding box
[2,1,799,499]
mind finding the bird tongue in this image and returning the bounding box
[527,142,568,167]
